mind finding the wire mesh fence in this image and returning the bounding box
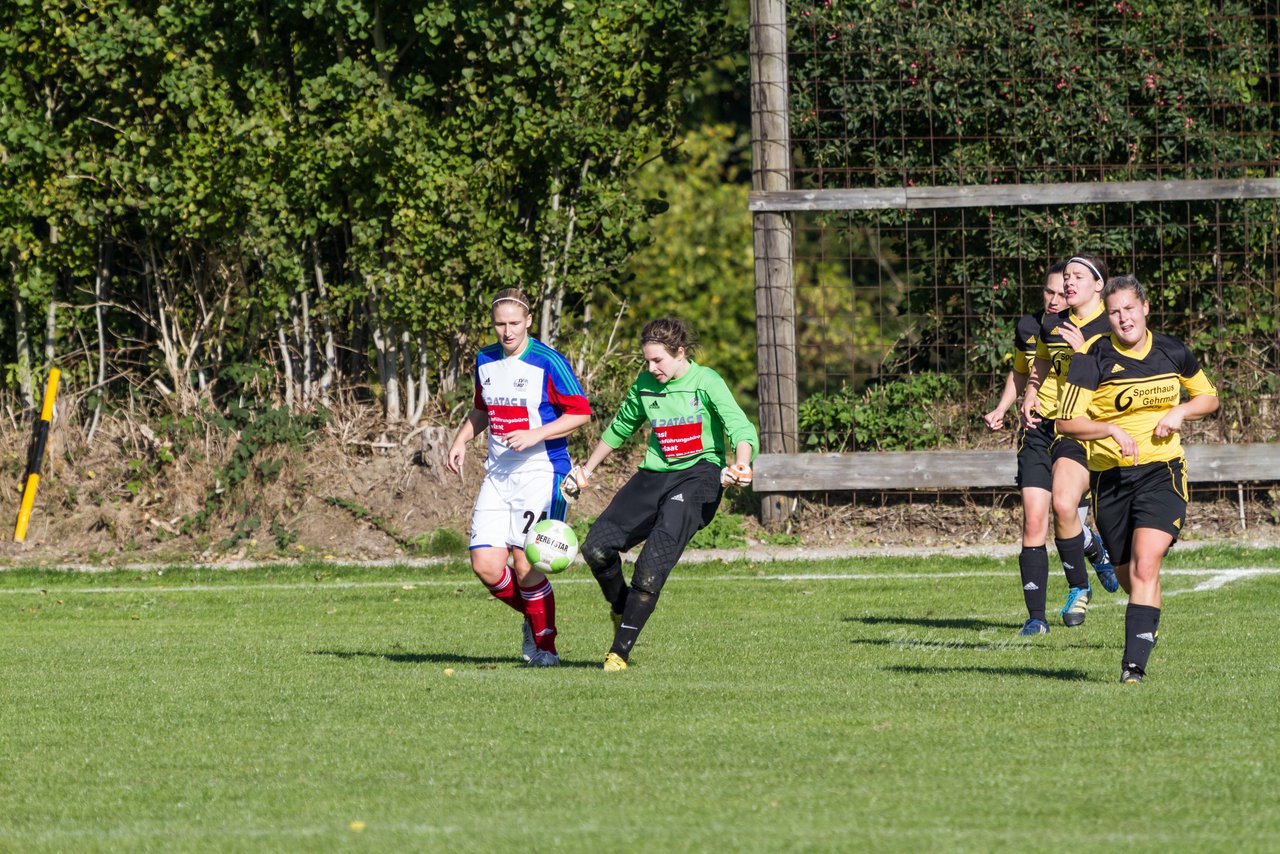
[774,0,1280,453]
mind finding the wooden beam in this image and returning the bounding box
[748,177,1280,212]
[753,444,1280,491]
[750,0,798,526]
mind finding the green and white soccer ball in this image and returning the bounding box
[524,518,579,574]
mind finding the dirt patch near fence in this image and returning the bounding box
[2,412,1277,568]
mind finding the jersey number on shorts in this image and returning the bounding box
[521,510,548,535]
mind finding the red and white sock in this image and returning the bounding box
[486,566,526,614]
[520,579,557,653]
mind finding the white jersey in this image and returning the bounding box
[473,338,590,474]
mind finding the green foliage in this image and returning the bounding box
[185,406,327,536]
[615,124,757,404]
[325,500,465,557]
[687,512,747,549]
[0,0,728,420]
[798,372,962,451]
[759,529,801,546]
[787,1,1280,436]
[406,527,469,558]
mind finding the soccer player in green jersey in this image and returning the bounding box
[560,318,759,671]
[1057,275,1219,683]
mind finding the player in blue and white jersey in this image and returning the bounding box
[446,288,592,666]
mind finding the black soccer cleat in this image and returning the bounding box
[1120,666,1145,684]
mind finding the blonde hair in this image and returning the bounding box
[491,288,532,316]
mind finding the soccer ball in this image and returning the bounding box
[524,518,579,574]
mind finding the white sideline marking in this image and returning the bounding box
[1184,569,1269,592]
[0,567,1275,597]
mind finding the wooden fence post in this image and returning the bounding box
[750,0,798,526]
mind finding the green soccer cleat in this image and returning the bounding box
[603,652,628,672]
[1060,585,1091,627]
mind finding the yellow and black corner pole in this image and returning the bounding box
[14,369,61,544]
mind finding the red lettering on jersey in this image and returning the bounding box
[655,421,703,459]
[488,404,530,436]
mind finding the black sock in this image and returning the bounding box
[1123,604,1161,675]
[590,557,629,615]
[610,588,659,660]
[1019,546,1050,622]
[1055,532,1090,590]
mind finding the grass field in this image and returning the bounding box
[2,545,1278,852]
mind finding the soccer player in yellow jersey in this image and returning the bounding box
[984,262,1069,635]
[1020,254,1117,630]
[1057,275,1219,683]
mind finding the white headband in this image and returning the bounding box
[1066,256,1103,282]
[492,296,530,312]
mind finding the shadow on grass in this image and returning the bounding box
[851,635,1111,652]
[850,637,1019,651]
[311,649,601,669]
[844,615,1013,631]
[886,664,1091,681]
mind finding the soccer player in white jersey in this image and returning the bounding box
[446,288,592,666]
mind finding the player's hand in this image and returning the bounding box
[560,465,589,503]
[1110,426,1139,465]
[983,408,1007,432]
[720,462,753,488]
[1154,410,1185,440]
[446,443,465,475]
[1060,323,1086,353]
[503,429,539,452]
[1020,396,1041,429]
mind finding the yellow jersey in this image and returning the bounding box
[1057,330,1217,471]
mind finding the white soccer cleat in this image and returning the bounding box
[526,649,560,667]
[521,619,537,662]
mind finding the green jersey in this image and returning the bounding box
[602,362,759,473]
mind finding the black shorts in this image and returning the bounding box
[1051,434,1089,469]
[1090,458,1189,567]
[1051,434,1092,507]
[584,460,724,583]
[1016,420,1054,492]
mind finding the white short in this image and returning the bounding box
[469,467,567,551]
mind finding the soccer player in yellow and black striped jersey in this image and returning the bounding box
[984,263,1068,635]
[1020,253,1118,629]
[1057,275,1219,683]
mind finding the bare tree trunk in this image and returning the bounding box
[44,296,57,368]
[277,310,296,411]
[312,239,337,402]
[412,342,430,424]
[539,159,589,347]
[86,234,112,444]
[299,288,314,406]
[401,329,418,421]
[441,331,466,395]
[368,281,401,421]
[12,266,33,410]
